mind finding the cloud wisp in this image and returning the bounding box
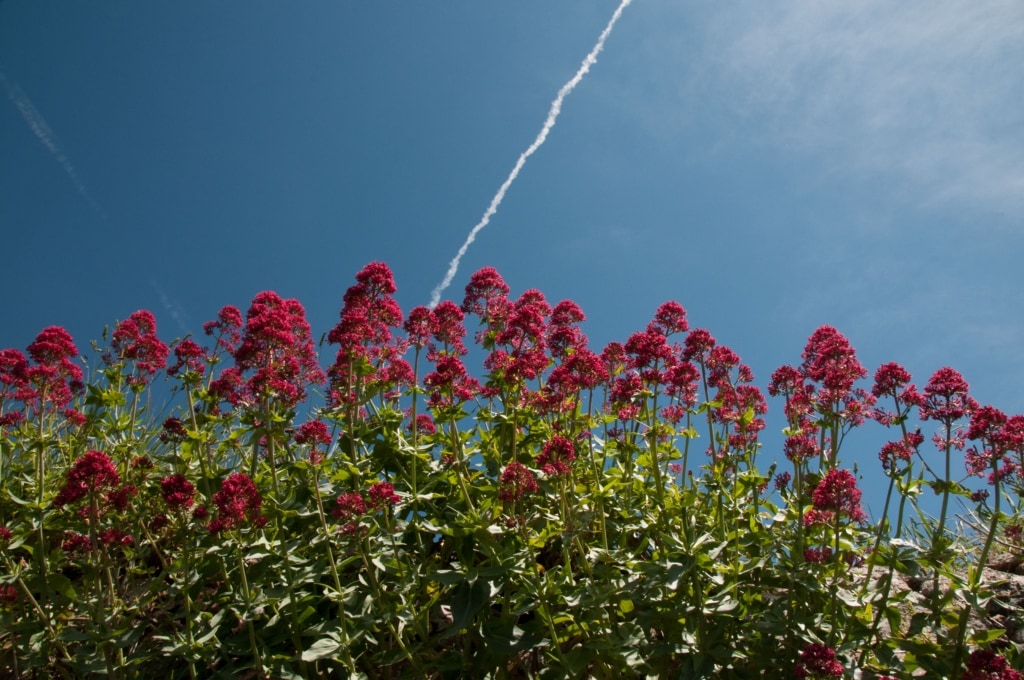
[0,67,106,218]
[428,0,633,308]
[618,0,1024,218]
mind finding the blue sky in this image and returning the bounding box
[2,1,1023,517]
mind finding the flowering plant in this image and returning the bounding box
[0,262,1020,678]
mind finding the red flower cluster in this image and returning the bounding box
[537,435,576,478]
[803,547,832,564]
[921,367,977,424]
[53,451,120,508]
[167,338,208,381]
[878,431,923,472]
[961,649,1023,680]
[809,468,867,524]
[207,473,266,533]
[328,262,410,405]
[216,291,325,411]
[109,310,169,387]
[794,643,844,679]
[770,327,874,448]
[3,327,85,419]
[161,474,196,513]
[367,481,400,508]
[331,482,400,535]
[498,462,538,502]
[203,305,243,355]
[333,492,367,536]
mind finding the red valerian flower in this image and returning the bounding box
[0,526,11,546]
[161,474,196,512]
[207,473,266,533]
[462,266,511,321]
[648,301,688,337]
[784,434,819,464]
[961,649,1023,680]
[332,492,367,536]
[295,420,331,447]
[328,262,407,406]
[0,585,17,606]
[99,528,133,548]
[967,405,1008,444]
[537,435,576,478]
[811,468,867,524]
[683,328,716,364]
[498,462,538,502]
[367,481,400,509]
[878,431,923,472]
[804,547,833,564]
[61,531,92,554]
[203,305,243,355]
[230,291,325,410]
[106,484,138,512]
[24,326,84,414]
[794,643,844,679]
[404,305,436,350]
[54,451,120,508]
[167,338,208,380]
[407,413,436,436]
[547,299,589,360]
[801,326,866,395]
[430,301,470,357]
[160,417,188,443]
[921,367,977,424]
[110,310,169,386]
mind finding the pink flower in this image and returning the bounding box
[811,469,867,524]
[800,326,866,395]
[462,266,511,320]
[207,473,266,533]
[54,451,120,508]
[794,643,844,679]
[537,435,576,478]
[230,291,325,410]
[161,474,196,512]
[23,326,83,414]
[921,367,977,424]
[498,462,538,502]
[804,547,832,564]
[367,481,400,509]
[961,649,1023,680]
[649,301,688,336]
[683,329,716,364]
[407,413,436,436]
[167,338,208,379]
[296,420,331,447]
[110,310,169,385]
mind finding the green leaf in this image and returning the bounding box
[301,637,342,662]
[969,627,1006,644]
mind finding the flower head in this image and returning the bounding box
[921,367,977,424]
[794,643,844,679]
[54,451,120,508]
[498,462,538,502]
[961,649,1023,680]
[161,474,196,513]
[811,468,867,523]
[537,435,576,477]
[207,473,266,533]
[110,310,169,385]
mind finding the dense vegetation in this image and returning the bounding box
[1,262,1021,678]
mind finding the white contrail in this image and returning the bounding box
[428,0,633,309]
[0,67,106,218]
